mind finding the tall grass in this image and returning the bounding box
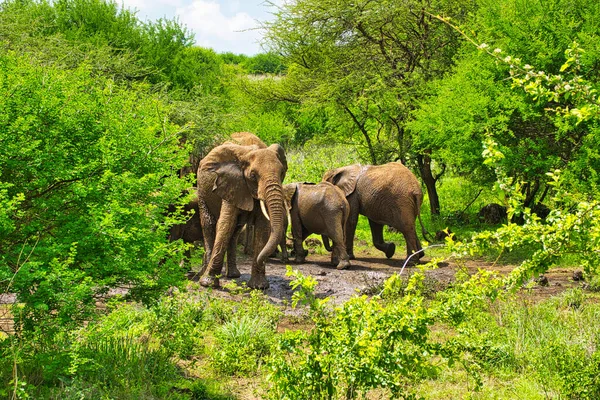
[419,289,600,399]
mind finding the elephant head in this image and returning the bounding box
[322,164,364,197]
[199,142,288,267]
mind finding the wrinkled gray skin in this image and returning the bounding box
[167,191,203,267]
[283,182,351,270]
[197,132,287,289]
[241,216,289,263]
[323,162,425,264]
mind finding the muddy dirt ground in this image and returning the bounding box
[187,245,583,310]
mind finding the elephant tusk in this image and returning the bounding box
[260,199,270,221]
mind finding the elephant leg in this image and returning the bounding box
[289,208,306,263]
[322,235,333,252]
[345,200,359,260]
[414,225,424,259]
[330,232,350,270]
[242,224,253,255]
[279,233,289,263]
[198,200,216,277]
[200,202,238,288]
[225,225,242,278]
[399,221,421,266]
[248,215,270,289]
[368,218,395,259]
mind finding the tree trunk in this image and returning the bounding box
[417,153,440,215]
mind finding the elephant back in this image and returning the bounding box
[227,132,267,148]
[357,162,422,222]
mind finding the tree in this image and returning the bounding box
[263,0,476,214]
[409,0,600,210]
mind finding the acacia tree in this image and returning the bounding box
[263,0,475,214]
[409,0,600,210]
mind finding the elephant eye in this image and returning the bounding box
[249,170,257,180]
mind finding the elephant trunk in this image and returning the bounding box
[257,182,286,267]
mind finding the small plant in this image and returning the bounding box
[586,274,600,292]
[212,314,276,376]
[559,288,585,310]
[268,269,447,399]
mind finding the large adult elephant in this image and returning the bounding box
[322,162,426,263]
[283,182,351,270]
[197,132,287,289]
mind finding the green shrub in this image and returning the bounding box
[285,144,361,183]
[269,269,444,399]
[0,51,189,337]
[212,314,276,376]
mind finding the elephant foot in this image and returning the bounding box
[294,256,305,264]
[226,266,241,278]
[385,243,396,259]
[348,252,356,260]
[336,259,351,270]
[247,275,269,290]
[281,256,290,263]
[403,255,419,267]
[200,276,220,288]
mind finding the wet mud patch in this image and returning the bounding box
[203,252,583,309]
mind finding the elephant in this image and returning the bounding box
[240,220,289,263]
[196,132,287,289]
[167,190,203,267]
[322,162,427,264]
[283,182,351,270]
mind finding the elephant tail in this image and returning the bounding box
[414,193,433,242]
[322,235,333,252]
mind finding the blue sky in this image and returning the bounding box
[118,0,283,55]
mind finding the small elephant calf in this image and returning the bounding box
[283,182,351,270]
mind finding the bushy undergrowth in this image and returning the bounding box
[0,287,281,399]
[268,267,600,399]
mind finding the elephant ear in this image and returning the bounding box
[282,184,298,211]
[325,165,361,197]
[199,144,255,211]
[267,144,288,180]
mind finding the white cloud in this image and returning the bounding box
[118,0,270,54]
[176,0,263,54]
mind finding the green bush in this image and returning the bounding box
[269,269,443,399]
[0,51,189,334]
[212,314,276,376]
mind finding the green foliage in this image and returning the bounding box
[242,52,286,75]
[269,269,450,399]
[448,291,600,398]
[212,314,276,376]
[0,288,280,398]
[285,144,360,183]
[411,0,600,209]
[264,0,475,165]
[0,51,190,337]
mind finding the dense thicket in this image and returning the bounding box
[409,0,600,207]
